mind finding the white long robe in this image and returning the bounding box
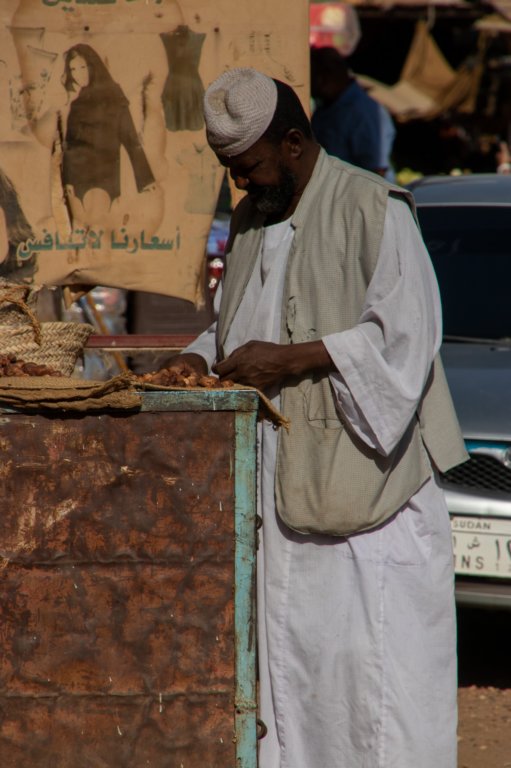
[187,197,457,768]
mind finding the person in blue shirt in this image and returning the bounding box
[310,46,395,180]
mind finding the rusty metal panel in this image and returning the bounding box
[0,405,253,766]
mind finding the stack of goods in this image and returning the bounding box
[135,360,234,388]
[0,354,63,378]
[134,360,289,429]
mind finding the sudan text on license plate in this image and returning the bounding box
[451,515,511,577]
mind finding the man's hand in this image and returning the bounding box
[213,341,289,390]
[213,340,333,390]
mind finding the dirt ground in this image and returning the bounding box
[457,607,511,768]
[458,686,511,768]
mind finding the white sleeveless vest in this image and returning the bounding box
[218,150,467,536]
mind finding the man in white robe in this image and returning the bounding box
[166,68,463,768]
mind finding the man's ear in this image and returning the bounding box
[282,129,305,160]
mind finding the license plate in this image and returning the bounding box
[451,515,511,578]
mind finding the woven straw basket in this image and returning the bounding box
[0,281,94,376]
[0,322,94,376]
[0,280,38,327]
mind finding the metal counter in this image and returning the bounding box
[0,389,259,767]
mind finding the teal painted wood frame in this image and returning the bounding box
[141,390,259,767]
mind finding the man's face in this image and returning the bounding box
[221,139,298,216]
[246,161,297,216]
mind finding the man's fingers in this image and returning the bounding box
[213,357,236,377]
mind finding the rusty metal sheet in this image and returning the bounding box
[0,410,239,766]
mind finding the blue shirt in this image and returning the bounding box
[311,80,395,178]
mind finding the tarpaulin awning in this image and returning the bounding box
[484,0,511,22]
[474,12,511,31]
[356,20,485,121]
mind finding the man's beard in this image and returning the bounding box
[248,165,297,216]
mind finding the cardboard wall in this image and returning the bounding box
[0,0,309,303]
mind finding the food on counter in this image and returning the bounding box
[0,355,63,377]
[135,361,235,389]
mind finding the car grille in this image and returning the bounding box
[440,454,511,494]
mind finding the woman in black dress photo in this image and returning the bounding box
[61,44,155,224]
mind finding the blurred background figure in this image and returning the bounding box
[310,45,396,180]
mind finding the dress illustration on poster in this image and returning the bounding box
[60,44,155,226]
[160,26,205,132]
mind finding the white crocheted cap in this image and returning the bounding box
[204,68,278,157]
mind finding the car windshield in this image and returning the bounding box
[417,206,511,341]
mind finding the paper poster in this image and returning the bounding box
[0,0,309,303]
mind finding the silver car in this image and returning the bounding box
[410,173,511,609]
